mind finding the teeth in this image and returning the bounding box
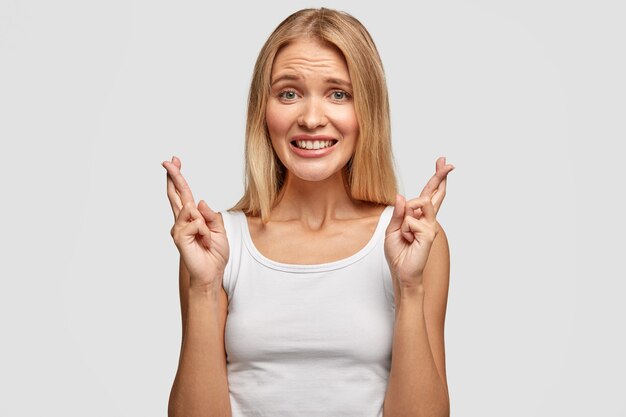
[295,140,335,150]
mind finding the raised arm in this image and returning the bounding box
[383,157,454,416]
[163,156,232,417]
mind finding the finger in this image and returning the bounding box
[403,200,414,242]
[162,158,195,207]
[175,201,202,230]
[408,176,447,217]
[198,200,224,232]
[402,197,430,242]
[419,196,437,223]
[402,215,437,242]
[405,195,437,222]
[195,217,212,249]
[166,173,183,218]
[400,214,415,243]
[170,155,186,214]
[411,157,454,217]
[418,157,455,200]
[405,195,427,218]
[385,194,405,234]
[178,218,211,248]
[431,176,446,212]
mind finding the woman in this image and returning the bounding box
[162,8,455,417]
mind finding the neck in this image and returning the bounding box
[271,169,361,227]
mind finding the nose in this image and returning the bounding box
[297,98,327,129]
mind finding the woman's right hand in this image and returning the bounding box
[162,156,230,291]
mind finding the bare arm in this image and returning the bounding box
[168,258,231,417]
[162,156,232,417]
[383,224,450,417]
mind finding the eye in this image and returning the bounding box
[278,89,298,101]
[330,90,350,101]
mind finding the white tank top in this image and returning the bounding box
[220,205,396,417]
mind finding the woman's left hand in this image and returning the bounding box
[384,157,455,291]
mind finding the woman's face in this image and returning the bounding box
[266,38,358,183]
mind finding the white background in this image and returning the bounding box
[1,0,624,415]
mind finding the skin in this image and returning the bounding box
[162,36,455,416]
[266,38,360,221]
[250,38,387,262]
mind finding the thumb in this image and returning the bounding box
[385,194,405,234]
[198,200,223,231]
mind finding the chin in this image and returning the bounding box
[288,166,344,183]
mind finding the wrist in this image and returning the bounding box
[391,272,425,295]
[189,280,223,299]
[399,282,426,300]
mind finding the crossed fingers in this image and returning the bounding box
[407,156,454,219]
[162,156,195,219]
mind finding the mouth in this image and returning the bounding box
[289,139,338,150]
[288,138,339,158]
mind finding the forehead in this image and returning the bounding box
[270,38,350,81]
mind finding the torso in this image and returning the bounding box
[245,202,387,265]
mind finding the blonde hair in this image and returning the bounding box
[229,8,398,223]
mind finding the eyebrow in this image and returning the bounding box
[270,74,352,89]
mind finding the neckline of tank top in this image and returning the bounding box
[232,205,395,273]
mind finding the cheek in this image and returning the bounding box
[336,107,359,139]
[265,102,291,137]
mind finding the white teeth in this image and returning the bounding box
[295,140,335,150]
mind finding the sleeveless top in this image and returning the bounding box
[219,205,396,417]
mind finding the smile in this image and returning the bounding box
[291,139,338,150]
[289,139,339,158]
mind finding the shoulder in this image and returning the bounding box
[358,201,389,221]
[217,209,244,243]
[218,209,241,225]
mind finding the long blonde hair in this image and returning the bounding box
[229,8,398,223]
